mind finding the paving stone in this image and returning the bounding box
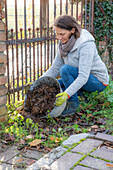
[0,144,4,153]
[27,145,68,170]
[80,156,113,170]
[0,163,21,170]
[22,149,44,160]
[0,146,20,162]
[100,145,113,153]
[91,147,113,161]
[7,155,36,169]
[0,143,10,153]
[62,133,89,147]
[49,152,83,170]
[41,165,50,170]
[71,138,103,154]
[0,163,13,170]
[95,133,113,143]
[73,165,93,170]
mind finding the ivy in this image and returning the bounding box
[93,0,113,61]
[82,0,113,61]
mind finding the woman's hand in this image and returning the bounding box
[55,92,69,106]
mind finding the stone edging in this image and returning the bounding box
[27,133,91,170]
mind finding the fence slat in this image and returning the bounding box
[11,29,15,103]
[20,28,24,99]
[44,27,46,72]
[36,28,39,79]
[47,0,49,70]
[28,28,32,82]
[15,0,19,100]
[60,0,62,15]
[40,0,42,76]
[54,0,56,58]
[76,0,78,20]
[50,27,53,65]
[71,0,73,16]
[66,0,68,14]
[32,0,35,81]
[24,0,27,84]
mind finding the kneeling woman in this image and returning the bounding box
[43,15,109,116]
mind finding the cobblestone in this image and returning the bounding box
[80,156,113,170]
[22,149,44,160]
[0,146,19,162]
[62,133,89,147]
[71,138,103,154]
[91,147,113,161]
[73,165,93,170]
[95,133,113,143]
[49,152,83,170]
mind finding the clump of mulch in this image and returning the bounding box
[25,83,60,117]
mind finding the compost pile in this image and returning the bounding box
[25,83,60,117]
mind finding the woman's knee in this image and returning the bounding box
[60,64,69,75]
[60,64,78,76]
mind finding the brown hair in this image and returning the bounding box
[54,15,81,39]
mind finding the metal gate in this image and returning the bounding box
[5,0,94,104]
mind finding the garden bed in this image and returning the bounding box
[0,80,113,154]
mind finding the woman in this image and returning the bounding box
[43,15,109,116]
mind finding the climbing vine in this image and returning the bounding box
[93,0,113,61]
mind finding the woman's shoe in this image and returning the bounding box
[60,101,79,117]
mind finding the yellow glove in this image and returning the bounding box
[55,92,69,106]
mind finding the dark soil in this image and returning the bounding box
[25,83,60,118]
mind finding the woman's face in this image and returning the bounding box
[55,27,75,44]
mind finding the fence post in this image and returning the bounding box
[42,0,47,27]
[0,0,8,122]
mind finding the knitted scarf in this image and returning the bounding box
[59,35,76,58]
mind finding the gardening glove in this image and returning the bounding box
[55,92,69,106]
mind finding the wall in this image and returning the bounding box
[0,0,8,122]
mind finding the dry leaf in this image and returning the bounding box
[29,139,42,147]
[1,140,8,144]
[17,105,24,113]
[1,145,7,149]
[77,112,83,115]
[26,135,34,140]
[50,136,55,141]
[55,137,63,143]
[103,102,110,107]
[8,134,15,141]
[37,146,40,150]
[107,146,113,150]
[26,159,35,165]
[91,125,98,129]
[16,159,23,163]
[87,114,92,117]
[45,128,50,132]
[87,128,91,132]
[19,139,25,145]
[106,164,113,167]
[55,138,60,143]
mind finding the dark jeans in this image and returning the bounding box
[58,64,107,103]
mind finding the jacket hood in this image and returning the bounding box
[71,29,95,52]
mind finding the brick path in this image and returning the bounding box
[0,145,45,169]
[0,133,113,170]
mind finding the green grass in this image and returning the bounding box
[0,79,113,150]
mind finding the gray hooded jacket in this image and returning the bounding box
[42,29,109,97]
